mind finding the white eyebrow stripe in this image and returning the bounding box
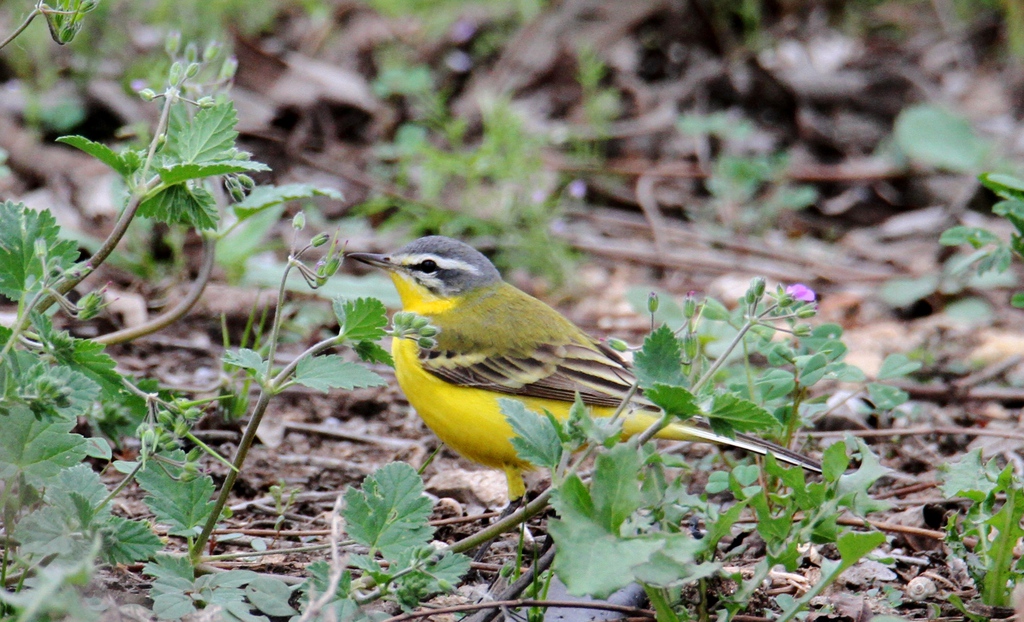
[398,253,481,275]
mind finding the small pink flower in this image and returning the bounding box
[786,284,816,302]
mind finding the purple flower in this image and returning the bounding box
[444,50,473,73]
[786,284,816,302]
[567,179,586,199]
[531,189,548,204]
[130,78,148,92]
[450,19,477,44]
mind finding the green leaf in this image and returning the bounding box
[836,530,886,565]
[354,341,394,367]
[84,437,112,460]
[1011,292,1024,308]
[633,325,685,389]
[40,364,101,419]
[343,462,433,560]
[894,104,990,172]
[796,353,828,385]
[335,297,389,343]
[879,275,939,308]
[591,443,642,532]
[223,348,268,376]
[245,576,297,617]
[940,226,1001,248]
[980,172,1024,201]
[157,160,269,185]
[0,201,80,300]
[877,353,922,380]
[821,442,849,483]
[548,516,663,598]
[136,459,216,537]
[56,135,129,176]
[166,101,239,164]
[15,506,82,558]
[139,183,218,230]
[502,399,562,470]
[939,449,994,501]
[645,384,697,420]
[837,439,892,515]
[707,393,777,436]
[233,183,343,219]
[104,516,162,564]
[867,383,909,410]
[292,355,386,392]
[0,406,87,487]
[756,369,796,400]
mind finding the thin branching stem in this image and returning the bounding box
[96,235,216,345]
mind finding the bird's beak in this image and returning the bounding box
[346,252,394,270]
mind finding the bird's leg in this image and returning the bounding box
[471,496,523,563]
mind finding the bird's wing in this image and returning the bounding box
[420,339,642,408]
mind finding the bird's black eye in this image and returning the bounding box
[412,259,438,274]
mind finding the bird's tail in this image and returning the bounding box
[653,417,822,473]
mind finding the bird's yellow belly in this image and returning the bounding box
[392,338,606,470]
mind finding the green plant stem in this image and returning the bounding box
[643,585,679,622]
[97,461,143,513]
[0,6,40,51]
[95,235,216,345]
[191,390,272,560]
[693,317,757,393]
[201,542,333,562]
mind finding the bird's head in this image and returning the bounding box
[347,236,502,311]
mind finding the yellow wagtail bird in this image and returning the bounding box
[347,236,820,500]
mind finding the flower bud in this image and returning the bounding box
[796,305,817,319]
[184,42,199,64]
[139,88,157,101]
[647,292,659,314]
[751,277,766,298]
[682,292,698,319]
[237,174,255,189]
[418,325,438,337]
[606,338,629,352]
[682,333,699,360]
[219,56,239,81]
[196,96,215,108]
[169,61,184,86]
[418,337,435,349]
[165,31,182,57]
[292,212,306,231]
[412,315,430,329]
[310,232,330,247]
[203,41,222,62]
[174,420,190,438]
[794,324,813,337]
[185,62,200,79]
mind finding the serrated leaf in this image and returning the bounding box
[334,297,388,342]
[166,102,239,164]
[821,442,849,483]
[645,384,697,420]
[592,443,642,532]
[139,183,218,230]
[56,135,129,176]
[233,183,343,218]
[0,201,80,300]
[43,364,101,419]
[548,516,663,598]
[877,353,922,380]
[0,406,87,487]
[136,459,216,537]
[343,462,433,560]
[14,506,81,558]
[837,439,892,515]
[104,516,162,564]
[707,393,776,436]
[633,325,685,389]
[222,348,267,376]
[292,355,386,392]
[939,449,994,501]
[354,341,394,367]
[157,160,269,185]
[894,104,990,172]
[502,399,562,470]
